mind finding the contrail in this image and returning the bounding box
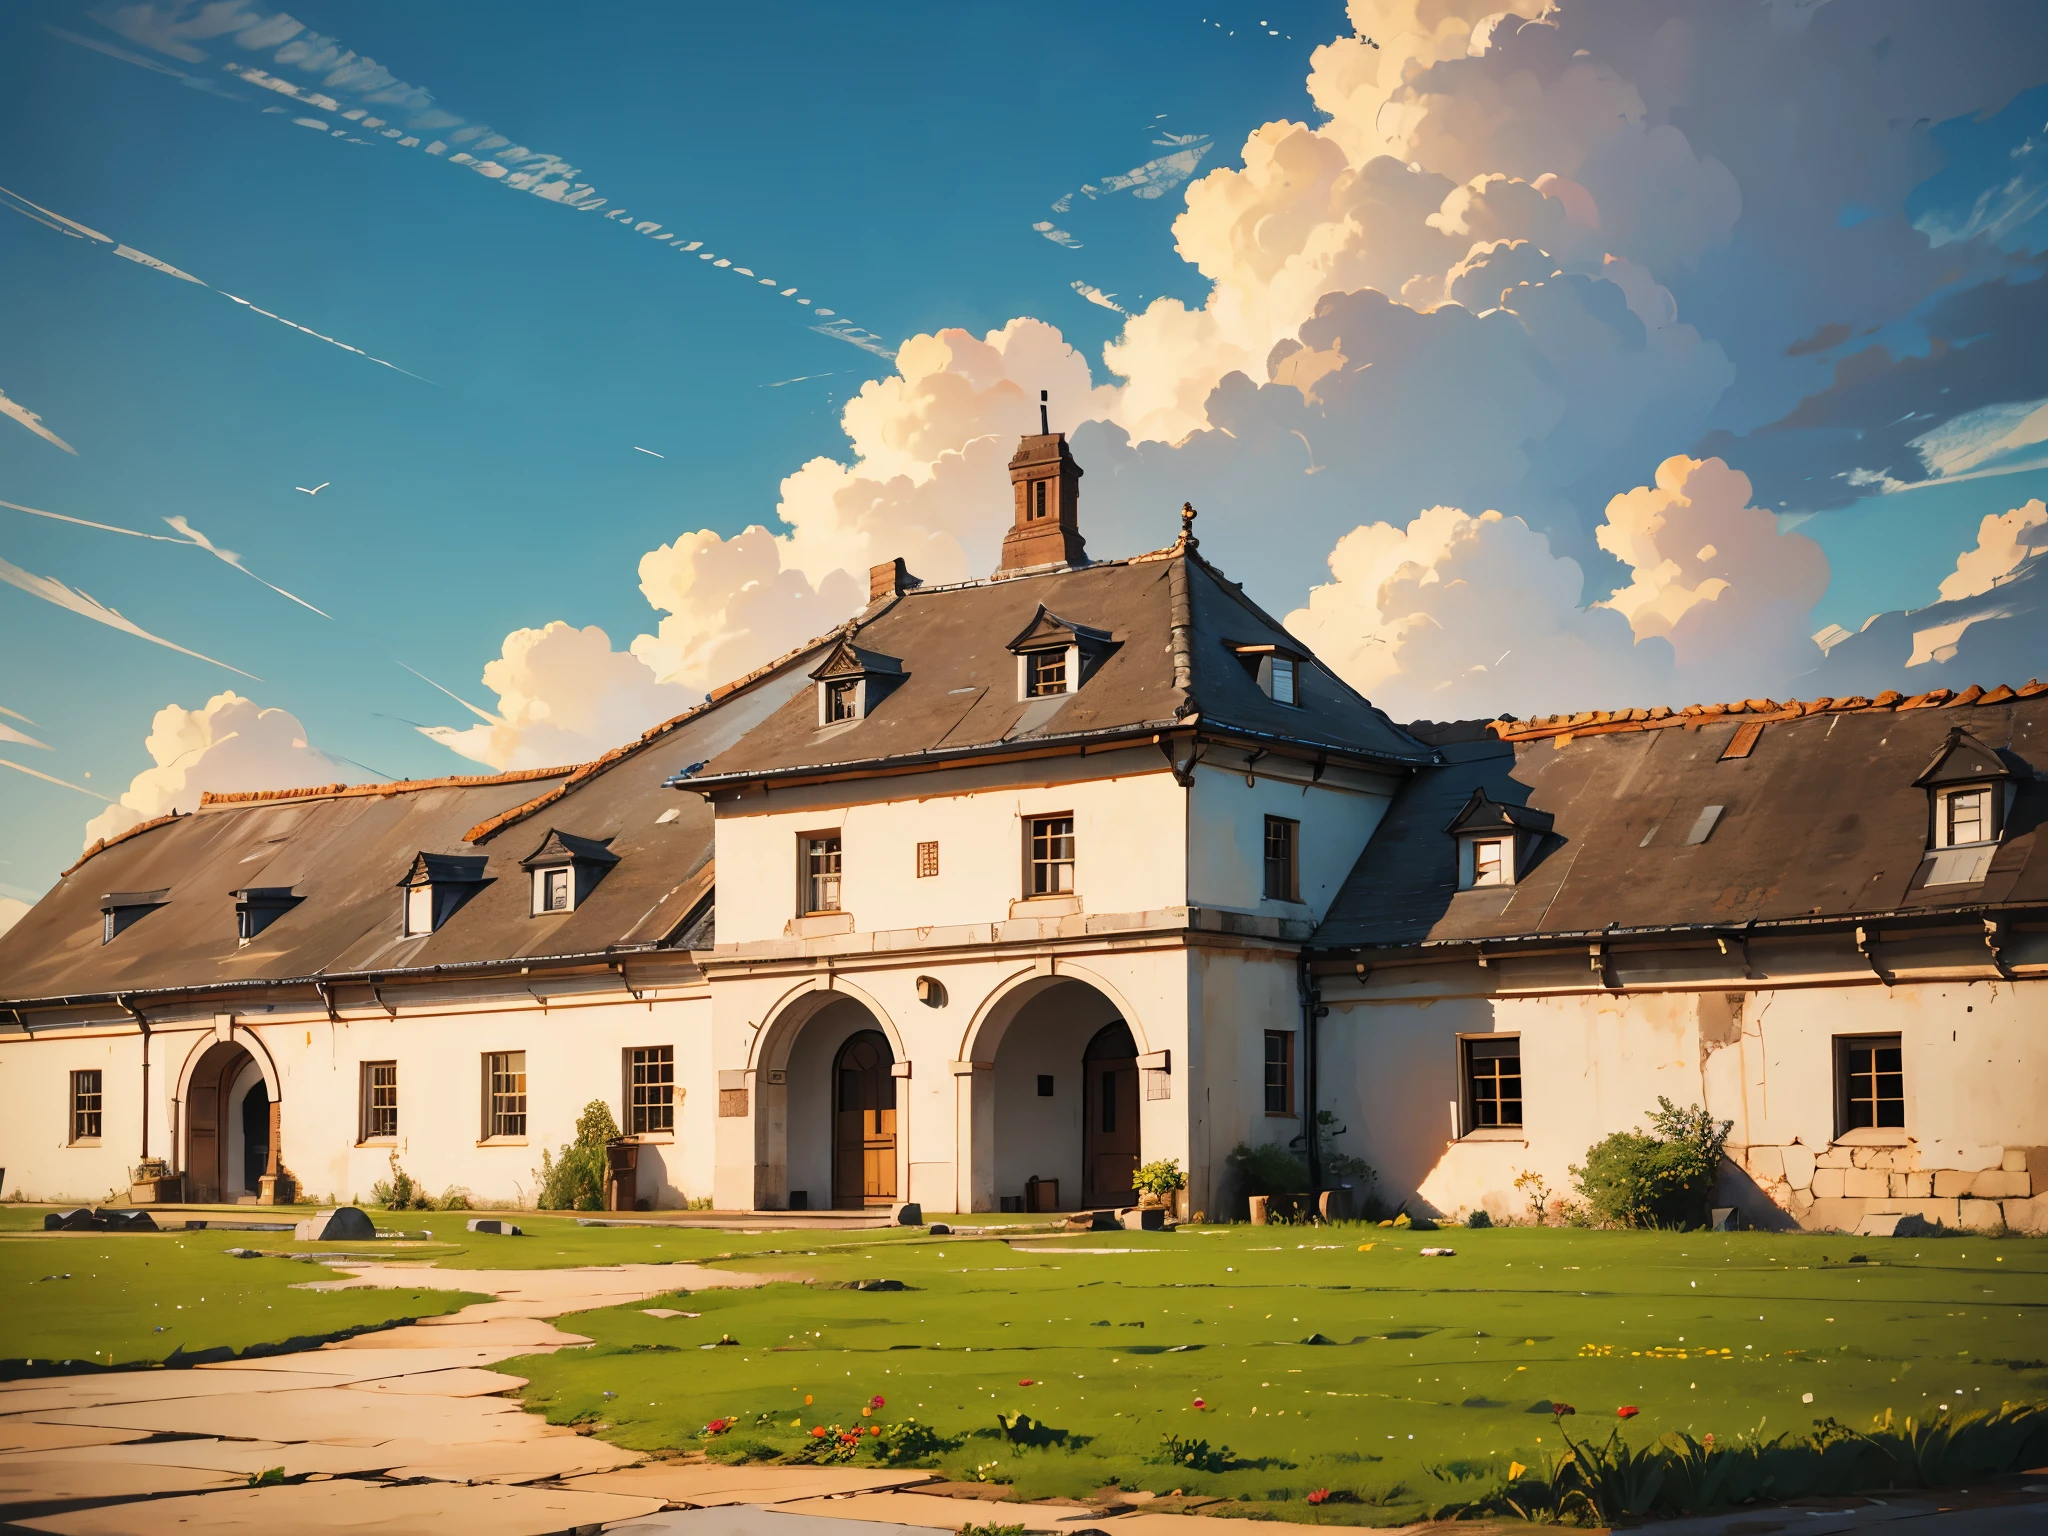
[0,757,113,801]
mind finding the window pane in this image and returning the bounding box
[488,1051,528,1138]
[1263,817,1297,900]
[1948,790,1985,845]
[72,1070,102,1142]
[1270,657,1296,705]
[1030,816,1075,894]
[1263,1030,1293,1114]
[365,1062,398,1138]
[405,886,434,935]
[1840,1037,1904,1132]
[629,1046,674,1134]
[1466,1043,1522,1129]
[1027,649,1068,697]
[1473,839,1506,886]
[542,868,570,911]
[806,835,842,912]
[826,679,858,721]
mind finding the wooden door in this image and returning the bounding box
[1082,1020,1140,1207]
[184,1045,239,1204]
[832,1031,897,1209]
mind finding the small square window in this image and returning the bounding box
[1941,787,1990,847]
[1037,1074,1055,1097]
[361,1061,397,1140]
[1268,656,1297,706]
[1263,816,1299,901]
[70,1069,102,1143]
[825,678,859,722]
[404,885,434,936]
[1464,1037,1522,1129]
[1837,1035,1904,1133]
[628,1046,674,1134]
[1263,1029,1295,1116]
[1472,838,1508,886]
[1032,479,1049,520]
[485,1051,527,1138]
[1026,649,1068,697]
[916,840,939,878]
[803,834,843,913]
[1028,815,1075,895]
[537,867,571,913]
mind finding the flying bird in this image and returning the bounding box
[295,482,329,496]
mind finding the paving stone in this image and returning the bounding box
[776,1491,1094,1530]
[0,1437,402,1478]
[201,1346,526,1377]
[0,1368,345,1417]
[385,1431,645,1484]
[607,1507,946,1536]
[565,1464,940,1506]
[35,1385,535,1445]
[326,1319,585,1350]
[341,1367,525,1397]
[0,1456,243,1513]
[0,1424,149,1455]
[13,1477,666,1535]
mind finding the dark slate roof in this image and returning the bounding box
[0,655,813,1004]
[1313,691,2048,950]
[519,828,621,869]
[686,545,1432,786]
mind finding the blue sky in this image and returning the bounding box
[2,0,2046,911]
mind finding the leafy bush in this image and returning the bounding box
[370,1150,434,1211]
[1133,1157,1185,1199]
[536,1100,621,1211]
[438,1186,474,1211]
[1226,1140,1309,1198]
[1290,1110,1378,1188]
[1570,1097,1731,1229]
[703,1435,778,1464]
[1153,1432,1237,1473]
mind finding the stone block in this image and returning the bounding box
[465,1218,523,1236]
[1789,1188,1816,1217]
[1933,1169,1975,1198]
[1746,1146,1785,1180]
[1782,1144,1816,1190]
[1894,1198,1962,1227]
[1802,1197,1877,1232]
[1844,1169,1890,1199]
[1855,1212,1933,1238]
[2003,1148,2029,1173]
[1851,1147,1897,1171]
[2003,1193,2048,1235]
[1958,1199,2008,1232]
[1972,1169,2031,1199]
[1811,1167,1846,1199]
[2021,1148,2048,1175]
[1121,1207,1165,1231]
[890,1202,923,1227]
[293,1207,376,1243]
[1900,1171,1932,1198]
[1814,1146,1853,1169]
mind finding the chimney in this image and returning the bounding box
[869,556,920,603]
[996,412,1087,576]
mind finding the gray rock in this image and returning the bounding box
[1854,1211,1934,1238]
[466,1218,523,1236]
[1121,1207,1165,1230]
[292,1207,376,1243]
[224,1247,261,1258]
[890,1202,923,1226]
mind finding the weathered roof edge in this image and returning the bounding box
[197,764,576,810]
[61,812,186,879]
[1490,681,2048,744]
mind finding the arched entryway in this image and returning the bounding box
[184,1040,272,1204]
[833,1030,898,1209]
[1082,1020,1140,1207]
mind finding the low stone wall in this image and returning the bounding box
[1738,1141,2046,1234]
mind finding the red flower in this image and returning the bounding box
[1019,1379,1035,1387]
[703,1417,733,1436]
[869,1425,882,1436]
[811,1426,828,1438]
[1617,1406,1640,1419]
[1193,1397,1206,1409]
[1306,1489,1330,1506]
[870,1394,886,1408]
[1551,1402,1576,1416]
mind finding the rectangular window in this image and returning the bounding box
[916,840,939,878]
[1037,1074,1055,1097]
[627,1046,675,1134]
[540,867,571,913]
[1944,787,1989,846]
[69,1069,102,1143]
[825,678,858,722]
[802,834,842,913]
[1838,1035,1904,1132]
[404,886,433,936]
[1472,838,1508,887]
[361,1061,398,1140]
[1269,656,1297,705]
[1026,648,1068,697]
[1464,1037,1522,1129]
[1263,1029,1295,1116]
[485,1051,528,1139]
[1028,814,1075,895]
[1032,479,1048,520]
[1263,815,1299,901]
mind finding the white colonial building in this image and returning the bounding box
[2,430,2044,1233]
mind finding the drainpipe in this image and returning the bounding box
[118,994,150,1159]
[1297,955,1325,1190]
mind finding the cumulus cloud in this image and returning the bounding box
[423,621,694,771]
[1938,499,2048,602]
[82,691,359,848]
[0,896,27,937]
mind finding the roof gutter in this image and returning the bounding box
[671,718,1437,795]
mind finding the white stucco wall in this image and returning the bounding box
[1186,759,1394,921]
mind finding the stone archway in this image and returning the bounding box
[743,982,908,1212]
[832,1030,898,1209]
[184,1040,262,1204]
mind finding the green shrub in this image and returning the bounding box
[1133,1158,1185,1199]
[536,1100,621,1211]
[438,1186,474,1211]
[370,1150,434,1211]
[1226,1140,1309,1198]
[1570,1096,1730,1229]
[703,1435,778,1464]
[1290,1110,1378,1189]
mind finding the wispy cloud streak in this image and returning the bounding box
[163,514,331,617]
[0,386,78,455]
[0,758,112,800]
[1,497,189,541]
[0,553,258,677]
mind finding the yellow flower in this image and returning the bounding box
[1358,1243,1376,1251]
[1509,1461,1527,1480]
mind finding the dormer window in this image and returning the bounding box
[1446,789,1551,892]
[233,887,301,944]
[1914,726,2016,886]
[520,829,620,916]
[100,889,168,945]
[810,640,903,726]
[397,852,488,936]
[1007,607,1112,702]
[1229,642,1304,706]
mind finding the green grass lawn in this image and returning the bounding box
[0,1219,488,1373]
[496,1223,2048,1524]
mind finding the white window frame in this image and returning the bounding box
[403,884,435,937]
[1261,655,1298,706]
[1934,783,1995,849]
[1016,644,1078,700]
[818,676,863,725]
[801,833,843,914]
[1461,834,1515,889]
[533,865,574,915]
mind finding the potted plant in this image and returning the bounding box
[1132,1157,1186,1212]
[128,1158,182,1205]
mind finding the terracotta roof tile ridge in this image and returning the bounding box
[61,811,187,877]
[1488,680,2048,742]
[195,763,577,812]
[464,628,844,845]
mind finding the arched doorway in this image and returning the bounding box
[1082,1020,1140,1207]
[833,1030,897,1209]
[184,1040,269,1204]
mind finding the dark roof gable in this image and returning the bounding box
[810,640,904,681]
[398,852,489,888]
[519,829,620,870]
[1444,788,1552,837]
[1914,726,2018,788]
[1007,606,1112,653]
